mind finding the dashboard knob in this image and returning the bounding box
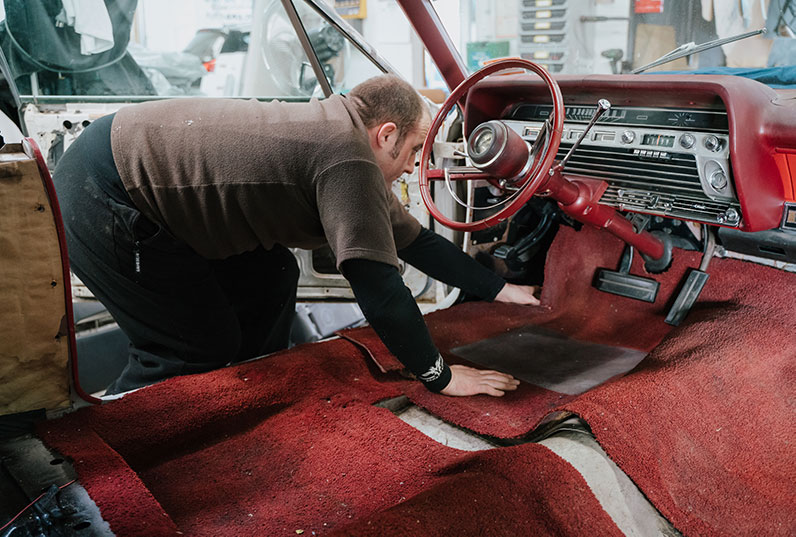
[704,135,723,152]
[620,130,635,144]
[709,169,728,190]
[679,133,696,149]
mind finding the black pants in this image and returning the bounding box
[54,115,298,394]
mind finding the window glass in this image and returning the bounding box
[0,0,384,99]
[293,0,383,94]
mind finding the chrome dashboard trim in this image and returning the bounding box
[503,117,742,227]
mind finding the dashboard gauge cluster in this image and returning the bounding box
[506,103,741,227]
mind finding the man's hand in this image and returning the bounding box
[440,364,520,397]
[494,283,541,305]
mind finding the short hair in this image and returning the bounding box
[348,74,427,151]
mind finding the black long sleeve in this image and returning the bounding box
[341,258,452,392]
[398,227,506,301]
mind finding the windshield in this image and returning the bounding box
[449,0,789,77]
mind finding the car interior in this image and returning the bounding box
[0,0,794,536]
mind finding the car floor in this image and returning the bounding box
[36,226,795,536]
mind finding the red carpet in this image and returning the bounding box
[39,337,619,536]
[328,443,624,537]
[38,426,180,537]
[341,226,796,536]
[339,225,693,438]
[563,250,796,537]
[37,226,796,536]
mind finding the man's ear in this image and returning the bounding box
[375,122,399,149]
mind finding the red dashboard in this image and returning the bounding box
[463,74,796,232]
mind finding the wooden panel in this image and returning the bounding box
[0,145,70,415]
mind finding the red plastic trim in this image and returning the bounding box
[23,138,102,406]
[419,59,564,232]
[773,149,796,202]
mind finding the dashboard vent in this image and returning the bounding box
[555,142,741,226]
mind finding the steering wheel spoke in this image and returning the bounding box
[427,166,492,181]
[529,119,552,162]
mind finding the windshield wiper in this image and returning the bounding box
[632,28,767,74]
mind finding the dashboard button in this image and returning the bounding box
[704,135,723,152]
[709,170,728,190]
[679,133,696,149]
[592,131,616,142]
[620,130,635,144]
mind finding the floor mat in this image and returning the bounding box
[450,325,647,395]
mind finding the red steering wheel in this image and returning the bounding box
[418,58,564,232]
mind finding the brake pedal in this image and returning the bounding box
[665,225,716,326]
[664,269,709,326]
[594,245,660,303]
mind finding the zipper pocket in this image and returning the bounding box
[134,241,141,275]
